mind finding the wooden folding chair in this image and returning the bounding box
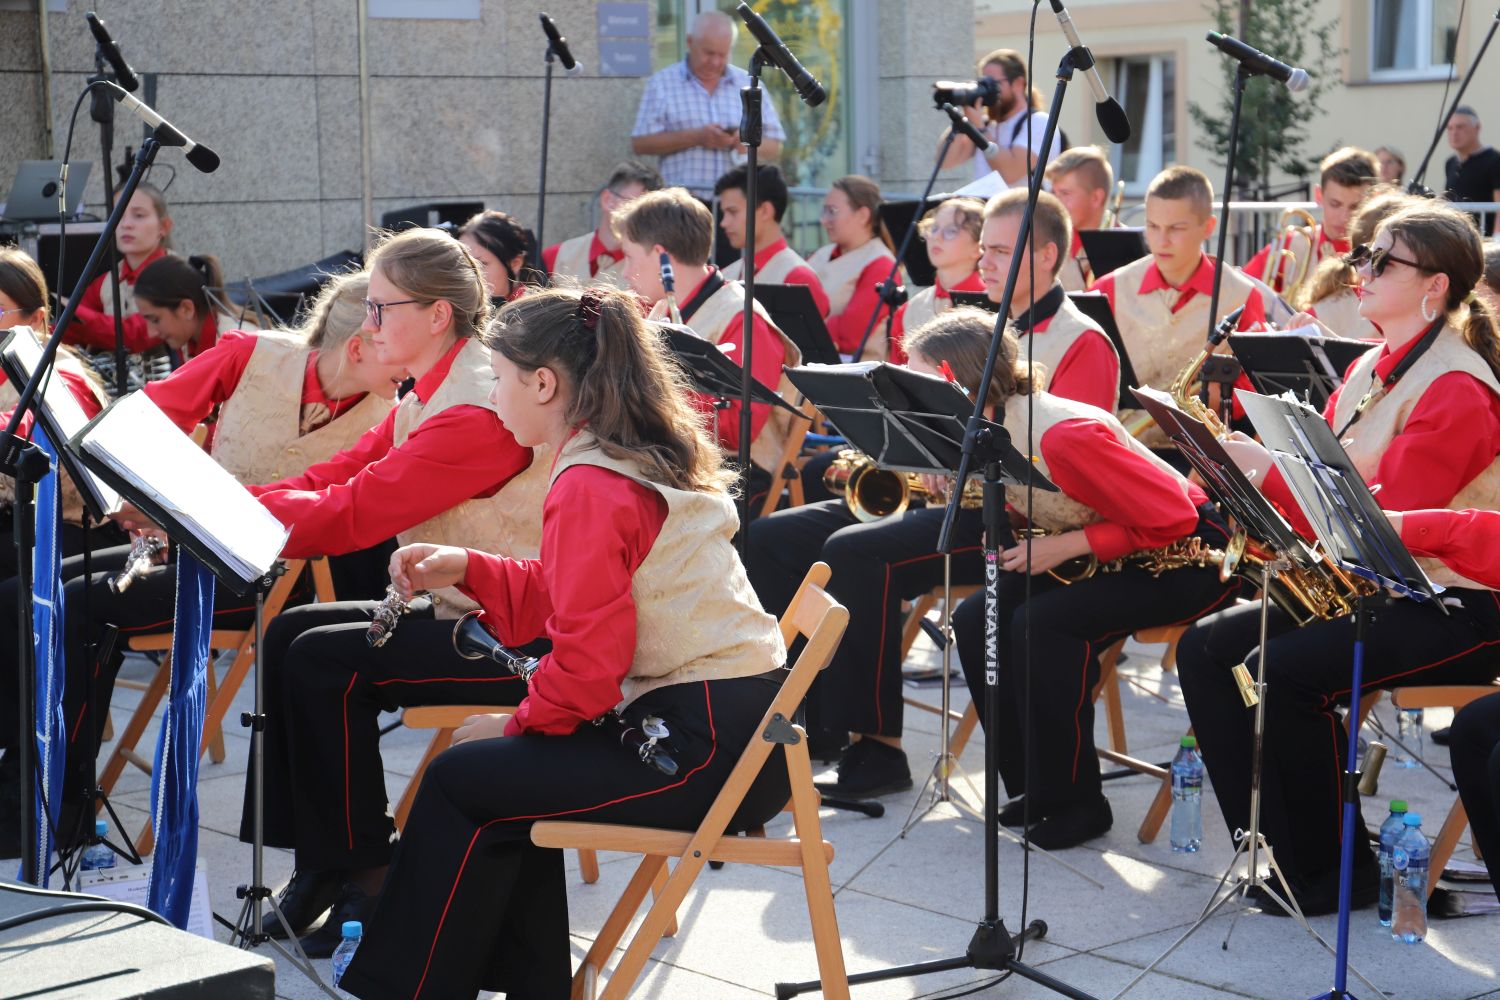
[99,557,333,855]
[531,562,851,1000]
[759,396,818,518]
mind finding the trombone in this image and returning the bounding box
[1102,180,1126,229]
[1266,207,1319,302]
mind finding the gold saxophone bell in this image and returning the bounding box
[822,449,981,522]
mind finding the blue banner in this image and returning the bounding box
[146,549,214,928]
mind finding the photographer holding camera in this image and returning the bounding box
[936,49,1064,196]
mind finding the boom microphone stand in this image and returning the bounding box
[534,13,583,271]
[1407,6,1500,196]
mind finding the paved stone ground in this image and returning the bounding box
[48,623,1500,998]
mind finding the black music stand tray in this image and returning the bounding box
[878,195,956,289]
[657,323,800,417]
[1231,335,1376,412]
[1068,292,1140,403]
[1241,388,1443,1000]
[1077,228,1146,278]
[755,283,841,366]
[948,290,998,314]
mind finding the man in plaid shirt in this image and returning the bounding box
[631,10,786,196]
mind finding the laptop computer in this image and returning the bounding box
[2,161,93,222]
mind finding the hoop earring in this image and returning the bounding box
[1420,294,1439,324]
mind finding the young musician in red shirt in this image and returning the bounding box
[540,160,663,285]
[131,254,242,364]
[60,183,171,352]
[1287,186,1417,340]
[944,313,1239,849]
[1242,147,1380,295]
[336,286,791,1000]
[455,210,534,304]
[715,162,830,317]
[1044,146,1116,291]
[808,175,899,359]
[1179,202,1500,915]
[887,197,985,364]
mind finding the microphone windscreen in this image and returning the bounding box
[563,61,585,78]
[186,144,221,174]
[1286,68,1311,93]
[1097,97,1133,144]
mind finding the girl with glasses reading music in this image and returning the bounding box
[1178,201,1500,917]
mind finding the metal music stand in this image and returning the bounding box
[1112,387,1384,1000]
[1241,389,1445,1000]
[657,323,800,418]
[1230,335,1376,412]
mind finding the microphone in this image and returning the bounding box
[1207,31,1311,92]
[1211,305,1247,346]
[539,13,584,78]
[736,2,826,107]
[86,12,139,92]
[942,103,999,157]
[103,82,220,173]
[1050,1,1131,143]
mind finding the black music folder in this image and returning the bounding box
[68,391,288,594]
[1078,228,1147,278]
[656,323,799,414]
[755,283,841,366]
[0,327,119,521]
[1229,334,1374,411]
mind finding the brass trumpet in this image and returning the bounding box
[823,449,981,522]
[1266,207,1319,302]
[1102,180,1126,229]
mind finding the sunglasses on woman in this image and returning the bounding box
[1343,244,1425,278]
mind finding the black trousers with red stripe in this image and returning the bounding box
[745,499,986,738]
[1177,588,1500,884]
[237,600,531,872]
[338,672,789,1000]
[1450,690,1500,901]
[953,510,1239,816]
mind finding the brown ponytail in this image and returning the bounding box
[134,253,223,317]
[293,271,368,351]
[483,287,735,494]
[901,308,1036,409]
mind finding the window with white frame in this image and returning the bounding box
[1370,0,1459,80]
[1111,55,1177,196]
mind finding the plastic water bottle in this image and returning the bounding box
[1394,707,1424,767]
[1390,813,1429,944]
[331,920,362,988]
[1170,735,1205,853]
[1377,800,1409,926]
[80,820,114,871]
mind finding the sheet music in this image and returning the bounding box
[72,391,288,585]
[1,328,120,513]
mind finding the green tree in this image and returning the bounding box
[1188,0,1341,194]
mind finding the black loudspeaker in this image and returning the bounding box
[0,880,274,999]
[380,201,485,232]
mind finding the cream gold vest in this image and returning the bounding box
[210,332,395,486]
[1059,253,1089,293]
[1329,324,1500,590]
[549,432,785,706]
[1110,256,1270,444]
[1018,295,1120,411]
[97,269,141,320]
[393,338,549,617]
[0,337,108,525]
[722,244,807,285]
[552,232,625,287]
[1002,390,1191,536]
[1310,289,1376,340]
[680,278,804,474]
[898,285,942,342]
[0,377,17,413]
[808,237,895,317]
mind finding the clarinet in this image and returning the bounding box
[109,536,166,594]
[659,252,683,324]
[366,585,412,648]
[451,610,679,776]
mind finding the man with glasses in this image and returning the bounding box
[937,48,1063,198]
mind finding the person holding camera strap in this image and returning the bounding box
[936,48,1064,193]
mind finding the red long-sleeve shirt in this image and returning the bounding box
[248,338,534,558]
[0,368,105,436]
[824,253,895,355]
[143,330,362,445]
[1039,417,1207,561]
[457,463,668,735]
[888,270,986,365]
[541,232,620,278]
[744,238,831,318]
[1030,312,1121,413]
[680,271,786,452]
[1401,508,1500,590]
[1261,335,1500,537]
[60,247,166,352]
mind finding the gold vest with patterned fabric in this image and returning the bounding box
[1110,255,1270,444]
[0,336,109,525]
[1059,253,1089,293]
[1018,294,1120,412]
[552,232,625,288]
[898,285,942,344]
[393,338,549,617]
[1310,289,1376,340]
[680,278,803,474]
[722,244,808,285]
[1002,390,1191,535]
[808,238,894,318]
[549,431,785,707]
[97,269,141,320]
[1328,324,1500,590]
[0,378,18,414]
[210,332,395,486]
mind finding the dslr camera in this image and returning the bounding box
[932,77,999,111]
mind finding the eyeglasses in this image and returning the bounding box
[920,223,968,242]
[820,205,842,219]
[0,307,31,318]
[362,298,428,327]
[1343,244,1425,278]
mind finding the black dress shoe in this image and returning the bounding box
[1026,794,1113,851]
[998,796,1032,829]
[814,740,913,798]
[297,881,375,959]
[1431,725,1452,747]
[267,869,345,940]
[805,727,848,765]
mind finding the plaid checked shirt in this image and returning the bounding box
[631,59,787,195]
